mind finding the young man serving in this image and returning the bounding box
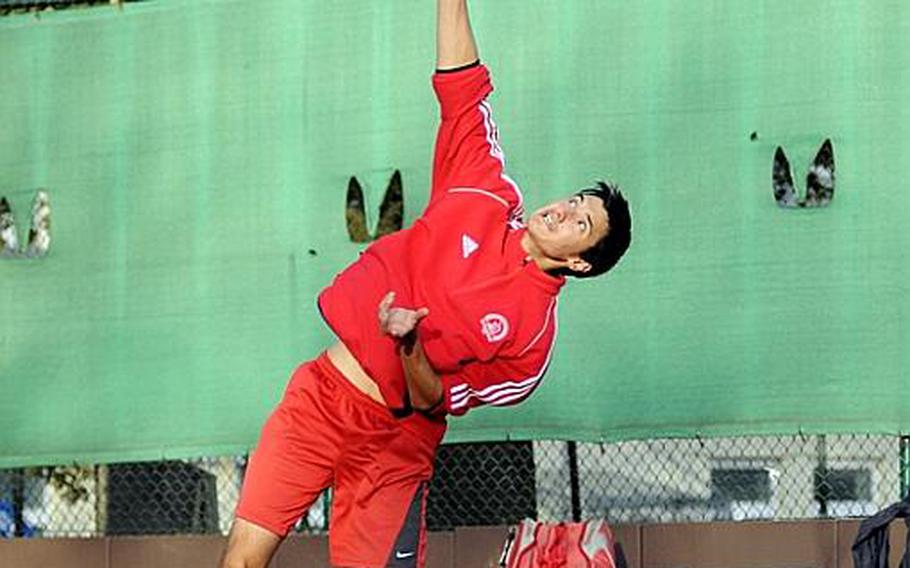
[221,1,631,566]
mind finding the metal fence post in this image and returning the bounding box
[567,441,581,522]
[901,436,910,500]
[815,434,829,517]
[12,469,25,538]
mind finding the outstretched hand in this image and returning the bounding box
[378,292,429,339]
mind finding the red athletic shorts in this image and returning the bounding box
[235,353,447,567]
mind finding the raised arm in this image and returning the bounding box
[437,0,479,70]
[426,0,523,216]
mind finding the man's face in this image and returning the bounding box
[526,193,609,271]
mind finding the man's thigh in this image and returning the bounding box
[234,360,341,537]
[329,414,445,567]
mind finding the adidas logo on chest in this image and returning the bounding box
[461,233,479,259]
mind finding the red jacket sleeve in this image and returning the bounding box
[439,300,558,416]
[427,64,524,217]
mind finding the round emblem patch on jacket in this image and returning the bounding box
[480,313,509,343]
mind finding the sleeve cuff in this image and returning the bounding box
[435,59,481,74]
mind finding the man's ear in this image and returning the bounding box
[567,256,592,274]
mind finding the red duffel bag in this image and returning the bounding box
[500,519,617,568]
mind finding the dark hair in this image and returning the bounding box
[565,181,631,279]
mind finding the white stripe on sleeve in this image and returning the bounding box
[448,187,510,208]
[477,100,524,212]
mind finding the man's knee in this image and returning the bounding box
[218,551,258,568]
[219,554,269,568]
[220,518,282,568]
[219,548,264,568]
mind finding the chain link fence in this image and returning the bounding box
[1,434,907,538]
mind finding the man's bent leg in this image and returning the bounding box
[220,518,282,568]
[330,413,445,567]
[221,356,346,565]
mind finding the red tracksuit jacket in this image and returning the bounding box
[319,63,563,416]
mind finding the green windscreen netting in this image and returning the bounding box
[1,0,908,468]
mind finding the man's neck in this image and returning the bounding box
[520,231,558,272]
